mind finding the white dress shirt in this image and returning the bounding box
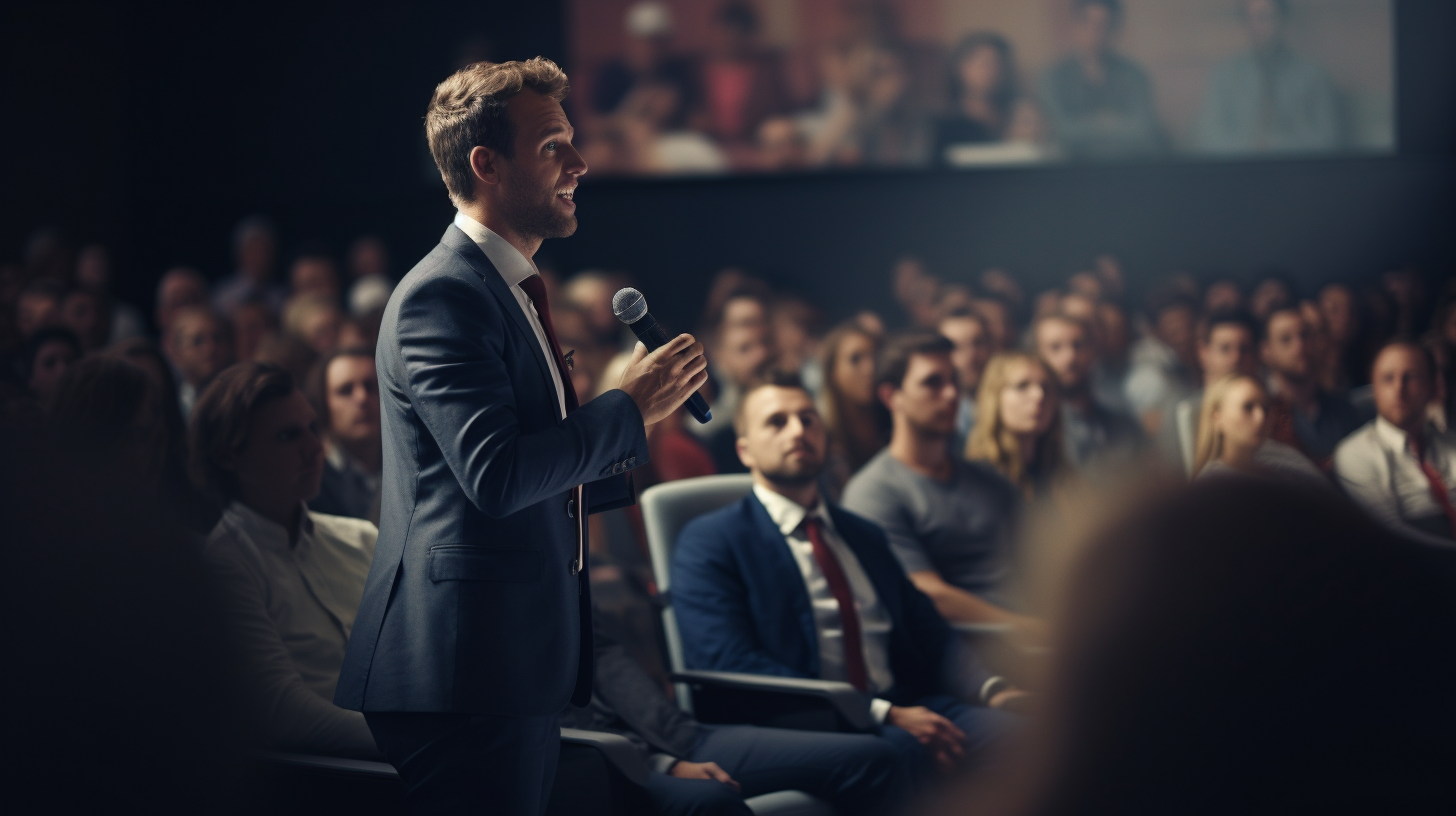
[1335,418,1456,546]
[202,501,380,758]
[753,484,897,723]
[453,210,567,419]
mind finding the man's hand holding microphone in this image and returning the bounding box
[613,287,712,426]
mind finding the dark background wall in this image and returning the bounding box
[3,0,1452,327]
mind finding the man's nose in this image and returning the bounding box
[564,141,587,177]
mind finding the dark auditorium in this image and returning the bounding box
[6,0,1456,814]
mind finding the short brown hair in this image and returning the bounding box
[733,370,812,435]
[188,362,296,503]
[425,58,571,206]
[875,331,955,392]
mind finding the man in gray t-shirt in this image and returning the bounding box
[840,331,1027,627]
[842,449,1018,606]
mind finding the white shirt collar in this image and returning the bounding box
[1374,416,1430,456]
[453,210,537,288]
[752,483,831,537]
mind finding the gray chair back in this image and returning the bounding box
[640,474,755,699]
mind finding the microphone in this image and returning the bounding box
[612,287,712,425]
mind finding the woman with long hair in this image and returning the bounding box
[818,320,886,496]
[965,352,1063,497]
[1191,374,1268,477]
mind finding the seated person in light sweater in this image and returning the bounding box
[190,361,380,759]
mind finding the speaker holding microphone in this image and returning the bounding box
[612,287,713,424]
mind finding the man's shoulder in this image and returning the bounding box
[1332,420,1380,460]
[842,449,903,496]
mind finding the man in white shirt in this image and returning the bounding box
[672,373,1024,781]
[1335,342,1456,546]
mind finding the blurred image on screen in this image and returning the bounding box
[568,0,1395,175]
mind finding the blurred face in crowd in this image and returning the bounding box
[227,390,326,510]
[1261,309,1312,382]
[970,298,1013,352]
[1098,302,1130,360]
[736,385,826,488]
[1372,345,1433,434]
[1244,0,1287,51]
[563,276,620,341]
[348,237,388,281]
[229,302,274,363]
[1036,317,1094,395]
[1318,283,1357,347]
[1200,323,1257,385]
[1156,304,1198,369]
[883,352,960,439]
[298,304,343,356]
[169,310,234,387]
[1250,278,1292,322]
[1067,272,1103,302]
[28,339,78,402]
[1204,280,1244,315]
[237,226,277,283]
[1212,377,1269,455]
[721,295,768,332]
[1073,2,1117,59]
[958,44,1004,98]
[716,323,772,388]
[62,289,107,350]
[156,268,208,333]
[325,354,380,446]
[482,89,586,243]
[16,290,60,339]
[832,330,878,406]
[998,358,1057,438]
[290,256,340,300]
[939,315,993,394]
[75,245,111,291]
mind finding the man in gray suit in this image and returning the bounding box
[335,58,708,815]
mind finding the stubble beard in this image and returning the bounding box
[504,177,577,243]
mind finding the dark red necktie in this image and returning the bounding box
[1412,437,1456,539]
[803,516,869,692]
[517,274,579,414]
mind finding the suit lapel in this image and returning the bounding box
[439,226,557,409]
[743,494,821,672]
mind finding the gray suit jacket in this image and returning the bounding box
[336,226,648,715]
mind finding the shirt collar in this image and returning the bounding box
[453,210,537,288]
[752,483,831,537]
[224,499,314,551]
[1375,416,1433,457]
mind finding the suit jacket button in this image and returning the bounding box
[566,498,576,519]
[570,559,581,575]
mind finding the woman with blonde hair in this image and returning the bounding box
[966,352,1063,497]
[818,319,887,497]
[1192,374,1268,478]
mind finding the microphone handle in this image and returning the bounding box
[629,314,713,425]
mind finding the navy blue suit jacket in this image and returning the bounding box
[670,493,988,705]
[336,226,648,716]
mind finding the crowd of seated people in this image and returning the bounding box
[3,211,1454,813]
[580,0,1361,174]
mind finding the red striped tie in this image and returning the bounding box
[804,516,870,692]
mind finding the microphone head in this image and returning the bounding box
[612,287,649,324]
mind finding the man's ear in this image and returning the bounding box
[877,382,897,412]
[469,145,501,188]
[735,436,754,471]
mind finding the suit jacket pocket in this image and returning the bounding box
[428,544,543,583]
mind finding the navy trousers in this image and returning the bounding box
[876,695,1015,785]
[641,724,909,816]
[364,711,560,816]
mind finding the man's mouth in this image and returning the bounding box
[556,187,575,201]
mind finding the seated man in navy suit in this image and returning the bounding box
[671,373,1024,779]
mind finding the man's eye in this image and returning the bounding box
[545,140,557,152]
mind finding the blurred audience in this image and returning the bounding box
[25,326,82,409]
[306,348,383,523]
[1039,0,1164,160]
[819,320,887,498]
[966,352,1065,499]
[155,266,210,337]
[282,292,345,357]
[1336,342,1456,545]
[1260,306,1363,468]
[74,243,147,343]
[1032,313,1143,473]
[213,216,284,315]
[694,287,775,472]
[1191,373,1324,487]
[938,309,994,453]
[843,333,1027,628]
[289,244,342,302]
[1166,309,1258,472]
[1198,0,1340,154]
[345,235,394,318]
[166,305,236,420]
[190,362,381,759]
[1125,290,1198,434]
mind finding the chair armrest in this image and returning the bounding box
[670,670,876,733]
[560,728,650,787]
[257,751,399,780]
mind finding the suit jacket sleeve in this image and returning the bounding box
[671,517,810,678]
[397,275,648,518]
